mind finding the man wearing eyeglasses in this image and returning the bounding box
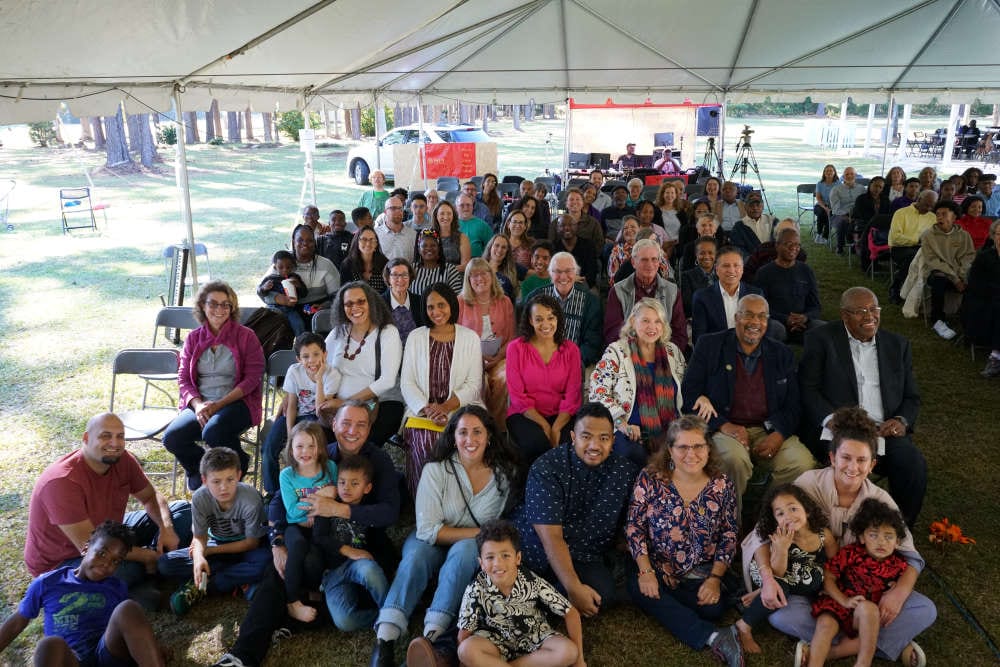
[799,286,925,527]
[681,294,814,517]
[375,196,416,263]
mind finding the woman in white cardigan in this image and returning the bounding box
[400,282,483,498]
[588,297,686,467]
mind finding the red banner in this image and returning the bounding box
[420,143,478,179]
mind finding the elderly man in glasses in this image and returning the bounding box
[681,294,814,517]
[798,286,925,527]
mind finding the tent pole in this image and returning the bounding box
[305,103,316,205]
[719,93,727,176]
[172,84,198,290]
[881,93,893,174]
[562,99,572,192]
[899,104,912,157]
[943,104,960,170]
[417,94,428,191]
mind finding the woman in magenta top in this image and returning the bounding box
[504,293,582,469]
[163,281,265,491]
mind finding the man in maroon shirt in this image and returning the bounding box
[24,412,190,584]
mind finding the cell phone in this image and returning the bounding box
[199,575,208,593]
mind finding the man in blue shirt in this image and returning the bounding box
[514,403,639,618]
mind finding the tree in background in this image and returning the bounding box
[227,111,240,142]
[103,106,133,168]
[184,111,199,144]
[28,121,57,147]
[244,107,255,141]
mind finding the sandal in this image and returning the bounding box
[901,641,926,667]
[794,640,809,667]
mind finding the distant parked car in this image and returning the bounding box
[346,124,491,185]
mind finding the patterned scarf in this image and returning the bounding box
[629,336,677,444]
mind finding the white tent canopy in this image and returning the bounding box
[3,0,1000,123]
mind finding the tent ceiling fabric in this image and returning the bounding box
[2,0,1000,123]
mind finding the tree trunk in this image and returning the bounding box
[350,105,361,140]
[92,117,106,149]
[481,105,489,133]
[245,108,255,141]
[262,112,273,142]
[104,107,133,168]
[212,100,223,137]
[526,100,535,121]
[513,105,522,131]
[227,111,240,142]
[135,113,157,167]
[184,111,199,144]
[54,117,66,145]
[126,113,143,153]
[79,116,93,142]
[205,106,217,142]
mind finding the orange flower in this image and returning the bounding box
[928,518,975,545]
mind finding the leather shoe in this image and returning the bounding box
[369,638,395,667]
[406,636,451,667]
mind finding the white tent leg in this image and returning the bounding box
[417,95,428,191]
[562,100,571,188]
[943,104,960,170]
[719,94,727,175]
[880,94,894,174]
[172,84,198,290]
[838,99,848,151]
[864,103,876,154]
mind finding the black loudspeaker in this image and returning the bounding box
[697,106,721,137]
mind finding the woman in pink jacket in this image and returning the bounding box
[163,281,264,491]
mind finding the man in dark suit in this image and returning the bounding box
[682,294,815,516]
[799,286,926,526]
[690,246,785,343]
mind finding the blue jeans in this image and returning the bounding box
[163,401,252,489]
[376,533,479,634]
[268,304,306,336]
[625,564,725,650]
[157,541,271,592]
[323,557,389,632]
[61,501,193,588]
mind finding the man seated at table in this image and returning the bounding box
[616,143,641,170]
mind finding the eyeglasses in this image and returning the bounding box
[386,206,403,211]
[737,311,769,321]
[672,443,709,454]
[205,300,232,311]
[344,298,368,308]
[844,306,881,317]
[389,272,410,280]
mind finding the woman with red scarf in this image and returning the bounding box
[589,297,686,468]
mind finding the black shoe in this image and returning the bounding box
[369,639,395,667]
[709,625,745,667]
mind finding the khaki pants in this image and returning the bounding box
[711,426,816,518]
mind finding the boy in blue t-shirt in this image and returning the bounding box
[158,447,270,616]
[0,520,167,666]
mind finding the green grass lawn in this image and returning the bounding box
[0,114,997,666]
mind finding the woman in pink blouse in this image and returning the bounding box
[457,258,516,428]
[504,293,582,468]
[625,414,743,666]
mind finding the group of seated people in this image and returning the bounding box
[11,168,969,667]
[811,162,1000,376]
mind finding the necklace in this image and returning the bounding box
[343,327,371,361]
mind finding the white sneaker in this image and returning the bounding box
[932,320,957,340]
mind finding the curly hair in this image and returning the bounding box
[519,293,566,345]
[331,281,394,336]
[755,483,830,541]
[431,405,519,497]
[849,498,907,541]
[475,518,521,554]
[828,405,879,458]
[90,520,135,552]
[646,414,718,480]
[193,280,239,325]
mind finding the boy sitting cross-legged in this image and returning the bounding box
[457,519,585,667]
[158,447,270,615]
[0,520,168,666]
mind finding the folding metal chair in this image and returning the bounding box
[796,184,816,234]
[257,349,298,475]
[311,308,333,336]
[60,187,98,233]
[436,177,460,192]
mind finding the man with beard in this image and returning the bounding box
[681,295,814,516]
[24,413,190,586]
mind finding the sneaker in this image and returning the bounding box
[982,356,1000,378]
[212,653,246,667]
[169,579,205,616]
[901,640,926,667]
[794,640,809,667]
[709,625,745,667]
[932,320,957,340]
[271,627,292,647]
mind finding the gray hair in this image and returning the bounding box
[631,237,663,260]
[840,286,878,309]
[737,293,769,315]
[548,251,580,275]
[627,177,643,189]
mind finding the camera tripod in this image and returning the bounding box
[729,131,770,212]
[700,137,723,177]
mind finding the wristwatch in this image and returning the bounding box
[271,535,285,548]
